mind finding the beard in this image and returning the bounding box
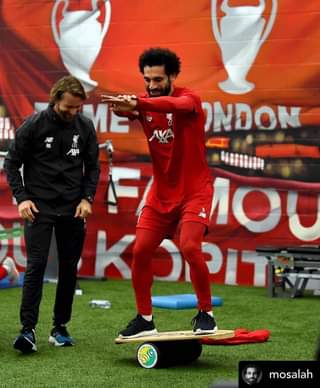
[56,105,76,122]
[147,80,172,97]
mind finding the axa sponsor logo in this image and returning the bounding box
[149,128,174,144]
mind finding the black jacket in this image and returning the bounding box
[4,105,100,212]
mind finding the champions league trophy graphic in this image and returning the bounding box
[52,0,111,92]
[212,0,277,94]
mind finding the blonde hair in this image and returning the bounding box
[49,75,86,104]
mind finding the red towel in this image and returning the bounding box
[201,328,270,345]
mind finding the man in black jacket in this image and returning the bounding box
[4,75,100,354]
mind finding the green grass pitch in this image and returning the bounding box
[0,279,319,387]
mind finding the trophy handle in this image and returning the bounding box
[258,0,277,49]
[95,0,112,40]
[51,0,69,46]
[211,0,222,43]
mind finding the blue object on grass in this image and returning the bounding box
[0,273,49,289]
[0,272,24,289]
[151,294,223,309]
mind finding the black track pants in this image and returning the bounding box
[20,214,85,329]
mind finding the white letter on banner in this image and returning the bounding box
[278,106,301,128]
[110,111,129,133]
[225,249,238,285]
[233,188,281,232]
[235,103,252,130]
[202,242,223,275]
[255,106,277,130]
[202,102,212,132]
[242,251,268,286]
[0,224,8,259]
[136,176,153,216]
[82,104,107,132]
[154,239,182,281]
[287,191,320,241]
[108,167,140,214]
[211,177,230,224]
[213,102,232,132]
[95,231,134,278]
[185,242,223,281]
[34,102,48,112]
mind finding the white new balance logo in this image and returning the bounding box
[44,137,54,149]
[198,208,207,219]
[149,128,174,144]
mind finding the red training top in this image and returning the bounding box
[135,87,212,212]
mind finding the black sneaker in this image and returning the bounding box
[13,328,37,354]
[119,314,157,338]
[192,311,218,334]
[49,325,74,347]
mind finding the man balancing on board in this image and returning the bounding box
[102,47,217,338]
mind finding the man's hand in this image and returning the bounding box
[18,200,39,222]
[101,94,139,115]
[74,199,92,219]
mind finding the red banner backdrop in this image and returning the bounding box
[1,0,320,287]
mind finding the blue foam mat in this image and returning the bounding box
[0,273,48,289]
[0,272,24,289]
[151,294,223,309]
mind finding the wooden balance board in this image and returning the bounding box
[115,329,234,344]
[115,330,235,369]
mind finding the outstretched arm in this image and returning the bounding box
[101,94,140,118]
[101,93,199,114]
[137,95,197,113]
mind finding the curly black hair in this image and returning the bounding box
[139,47,181,77]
